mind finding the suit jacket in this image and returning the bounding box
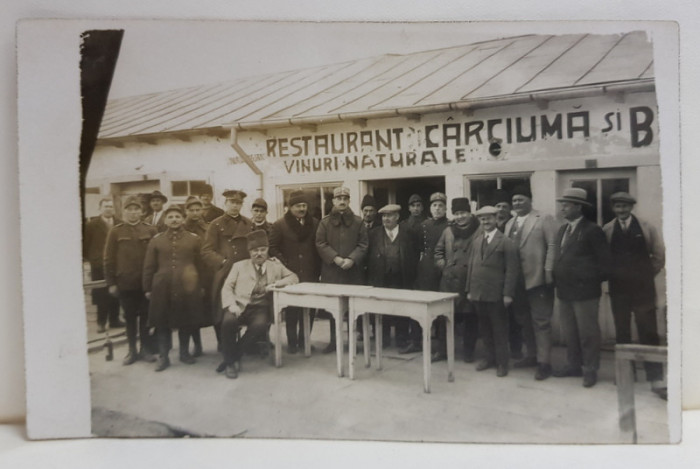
[553,217,611,301]
[466,229,519,302]
[143,210,167,232]
[83,216,120,279]
[366,225,419,288]
[504,210,560,290]
[603,214,665,275]
[221,258,299,315]
[269,211,321,283]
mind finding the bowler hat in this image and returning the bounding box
[185,196,203,208]
[361,194,377,209]
[408,194,423,205]
[252,198,268,210]
[288,190,307,207]
[429,192,447,204]
[123,195,142,210]
[511,185,532,200]
[149,190,168,203]
[610,192,636,205]
[557,188,592,207]
[246,230,269,250]
[378,204,401,214]
[222,189,247,202]
[451,197,471,213]
[333,187,350,198]
[475,205,498,217]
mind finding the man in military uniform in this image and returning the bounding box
[103,196,158,365]
[143,190,168,232]
[202,189,254,363]
[400,193,426,239]
[183,196,208,238]
[183,195,210,356]
[251,198,272,237]
[400,192,448,354]
[200,184,224,223]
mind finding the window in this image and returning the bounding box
[468,174,531,209]
[559,169,636,225]
[280,183,342,219]
[171,180,207,197]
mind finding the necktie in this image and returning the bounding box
[481,234,488,259]
[298,218,304,226]
[621,219,628,233]
[562,223,573,248]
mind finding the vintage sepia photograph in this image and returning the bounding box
[70,21,677,443]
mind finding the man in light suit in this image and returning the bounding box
[505,186,560,380]
[552,188,611,388]
[466,206,519,377]
[219,230,299,379]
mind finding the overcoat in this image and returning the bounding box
[143,228,205,328]
[103,221,157,291]
[366,225,419,288]
[552,217,611,301]
[466,229,519,302]
[414,216,449,291]
[315,207,368,285]
[268,211,321,283]
[83,216,120,279]
[201,204,224,223]
[400,214,426,240]
[201,213,254,322]
[184,219,213,325]
[252,220,273,238]
[434,218,480,295]
[504,210,560,290]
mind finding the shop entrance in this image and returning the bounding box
[365,176,445,221]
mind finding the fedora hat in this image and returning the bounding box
[557,188,592,207]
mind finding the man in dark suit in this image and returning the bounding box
[552,188,611,388]
[603,192,666,398]
[83,197,122,332]
[505,186,560,380]
[143,190,168,232]
[269,190,321,354]
[200,184,224,223]
[466,206,519,377]
[366,204,420,349]
[360,194,380,231]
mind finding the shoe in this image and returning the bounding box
[225,365,238,379]
[553,366,583,378]
[463,351,475,363]
[110,320,126,328]
[192,345,203,358]
[497,365,508,377]
[510,349,524,360]
[430,352,447,363]
[535,363,552,381]
[583,371,598,388]
[322,342,336,354]
[139,351,157,363]
[179,353,196,365]
[97,324,106,333]
[216,361,226,373]
[287,344,298,354]
[122,352,137,366]
[513,356,538,369]
[398,342,422,354]
[155,356,170,372]
[476,360,495,371]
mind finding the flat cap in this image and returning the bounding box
[185,196,203,208]
[378,204,401,214]
[475,205,498,217]
[429,192,447,204]
[610,192,636,205]
[123,195,142,210]
[222,189,247,201]
[333,186,350,198]
[252,198,268,210]
[408,194,423,205]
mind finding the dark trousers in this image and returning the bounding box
[611,292,663,381]
[460,312,479,355]
[513,284,555,363]
[507,302,523,356]
[474,300,509,367]
[220,304,271,365]
[119,291,151,353]
[511,281,532,358]
[93,286,121,327]
[177,327,199,357]
[559,297,601,373]
[156,327,172,357]
[285,307,315,348]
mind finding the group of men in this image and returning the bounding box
[84,182,665,394]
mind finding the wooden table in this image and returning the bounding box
[347,288,458,393]
[271,283,372,377]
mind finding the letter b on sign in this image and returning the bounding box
[630,106,654,148]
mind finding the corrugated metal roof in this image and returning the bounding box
[98,31,654,141]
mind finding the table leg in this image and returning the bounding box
[363,313,371,368]
[375,314,383,371]
[302,307,311,358]
[275,305,283,368]
[422,317,431,393]
[446,312,455,382]
[349,306,356,380]
[616,357,637,443]
[335,307,344,378]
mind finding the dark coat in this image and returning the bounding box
[399,214,426,240]
[415,216,449,291]
[366,225,419,288]
[435,218,480,294]
[184,219,213,324]
[315,207,368,285]
[252,220,273,238]
[553,217,611,301]
[466,229,519,302]
[183,219,209,238]
[269,211,321,283]
[201,213,254,320]
[83,216,120,279]
[201,204,225,223]
[143,228,204,328]
[103,221,157,292]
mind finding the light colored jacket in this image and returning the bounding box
[221,258,298,314]
[504,210,560,290]
[602,214,665,274]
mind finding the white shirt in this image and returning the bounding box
[618,217,631,231]
[384,225,399,242]
[152,210,162,225]
[514,213,529,229]
[484,228,497,244]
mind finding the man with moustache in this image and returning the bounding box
[220,230,299,379]
[316,186,368,354]
[269,190,321,354]
[83,197,123,332]
[361,194,380,231]
[552,188,611,388]
[199,184,224,223]
[365,204,420,349]
[143,190,168,232]
[103,196,158,365]
[251,198,272,237]
[505,186,560,380]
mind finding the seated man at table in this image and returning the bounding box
[219,230,299,379]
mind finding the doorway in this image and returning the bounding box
[364,176,445,221]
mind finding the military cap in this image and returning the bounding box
[222,189,247,202]
[246,230,269,250]
[378,204,401,214]
[149,190,168,203]
[408,194,423,205]
[451,197,471,213]
[123,195,142,210]
[557,188,592,207]
[162,204,185,217]
[429,192,447,204]
[185,196,203,208]
[610,192,636,205]
[333,186,350,198]
[252,198,268,210]
[475,205,498,217]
